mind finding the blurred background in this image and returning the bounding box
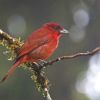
[0,0,100,100]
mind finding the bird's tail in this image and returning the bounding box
[1,60,21,83]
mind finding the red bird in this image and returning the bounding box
[1,22,69,82]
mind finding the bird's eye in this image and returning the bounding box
[54,26,61,30]
[53,26,62,31]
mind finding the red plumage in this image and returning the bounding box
[1,22,69,82]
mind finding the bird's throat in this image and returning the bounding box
[53,32,61,40]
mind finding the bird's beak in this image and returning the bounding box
[60,29,69,34]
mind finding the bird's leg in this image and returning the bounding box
[29,59,48,72]
[31,62,40,70]
[32,59,47,70]
[38,59,48,69]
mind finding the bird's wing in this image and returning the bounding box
[17,30,51,58]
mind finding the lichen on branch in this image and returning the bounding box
[0,29,23,60]
[0,29,99,100]
[0,29,51,99]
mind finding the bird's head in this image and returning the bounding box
[43,22,69,37]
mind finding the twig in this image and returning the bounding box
[44,47,100,66]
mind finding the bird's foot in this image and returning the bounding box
[33,59,47,70]
[38,59,48,69]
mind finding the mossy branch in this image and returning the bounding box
[0,29,99,100]
[0,29,23,60]
[0,29,52,100]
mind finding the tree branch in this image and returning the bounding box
[0,29,23,60]
[45,47,100,66]
[0,29,99,100]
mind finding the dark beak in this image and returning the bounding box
[60,29,69,34]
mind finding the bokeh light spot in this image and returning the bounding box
[76,53,100,100]
[73,9,90,28]
[7,15,26,36]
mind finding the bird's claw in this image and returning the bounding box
[33,59,47,70]
[38,59,47,68]
[38,59,47,65]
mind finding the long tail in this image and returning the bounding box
[1,60,21,83]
